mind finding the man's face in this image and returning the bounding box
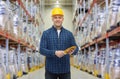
[52,15,64,27]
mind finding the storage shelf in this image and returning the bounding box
[81,26,120,49]
[0,0,43,50]
[73,0,110,31]
[17,0,44,25]
[97,0,110,8]
[74,0,97,31]
[0,30,36,50]
[17,0,33,20]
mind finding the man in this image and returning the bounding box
[40,7,78,79]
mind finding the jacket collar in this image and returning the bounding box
[52,25,64,31]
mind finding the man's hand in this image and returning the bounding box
[55,51,65,58]
[68,49,75,55]
[64,46,76,54]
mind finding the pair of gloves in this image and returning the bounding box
[64,46,76,55]
[55,46,76,58]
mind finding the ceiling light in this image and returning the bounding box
[56,0,59,4]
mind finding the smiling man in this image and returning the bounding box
[40,7,78,79]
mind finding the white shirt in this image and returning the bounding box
[57,30,61,38]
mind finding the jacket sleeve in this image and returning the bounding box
[39,31,56,57]
[70,33,79,55]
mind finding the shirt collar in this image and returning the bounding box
[52,25,64,31]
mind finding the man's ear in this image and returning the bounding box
[63,17,64,21]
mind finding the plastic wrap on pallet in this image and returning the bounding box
[32,26,37,46]
[8,50,18,79]
[117,6,120,23]
[88,52,93,73]
[33,53,36,67]
[100,50,106,78]
[96,50,106,78]
[92,51,98,74]
[13,14,19,36]
[27,52,36,71]
[91,21,96,40]
[27,53,32,70]
[4,11,13,35]
[0,0,14,35]
[34,52,40,68]
[21,52,28,73]
[80,34,84,46]
[1,47,7,69]
[14,49,19,74]
[109,44,120,79]
[77,54,81,67]
[0,47,6,79]
[86,53,89,71]
[0,64,6,79]
[34,52,40,66]
[17,20,23,39]
[82,56,86,70]
[80,54,84,70]
[0,1,9,30]
[97,10,105,37]
[13,9,22,40]
[27,23,33,45]
[28,2,37,18]
[97,7,106,35]
[76,31,81,46]
[22,22,28,42]
[110,0,120,27]
[103,48,113,79]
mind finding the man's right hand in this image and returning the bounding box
[55,51,65,58]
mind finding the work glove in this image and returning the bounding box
[64,46,76,55]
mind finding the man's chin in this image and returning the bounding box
[55,25,61,27]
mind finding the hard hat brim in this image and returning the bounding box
[52,14,64,17]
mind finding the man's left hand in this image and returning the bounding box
[68,49,75,55]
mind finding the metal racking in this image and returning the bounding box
[0,0,44,79]
[72,0,120,79]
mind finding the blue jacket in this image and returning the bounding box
[40,26,78,74]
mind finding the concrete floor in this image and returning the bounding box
[17,66,100,79]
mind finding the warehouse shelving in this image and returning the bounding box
[72,0,97,32]
[73,0,111,33]
[72,0,120,79]
[16,0,44,25]
[0,0,38,50]
[81,26,120,50]
[78,26,120,79]
[0,0,44,79]
[17,0,32,19]
[0,29,35,50]
[77,0,96,30]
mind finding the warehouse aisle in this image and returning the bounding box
[71,67,100,79]
[18,66,100,79]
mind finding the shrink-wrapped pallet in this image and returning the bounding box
[8,50,15,79]
[0,1,8,31]
[109,0,120,27]
[13,14,19,38]
[109,46,120,79]
[17,21,23,40]
[0,64,6,79]
[0,47,6,79]
[21,53,28,73]
[4,12,13,36]
[117,6,120,24]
